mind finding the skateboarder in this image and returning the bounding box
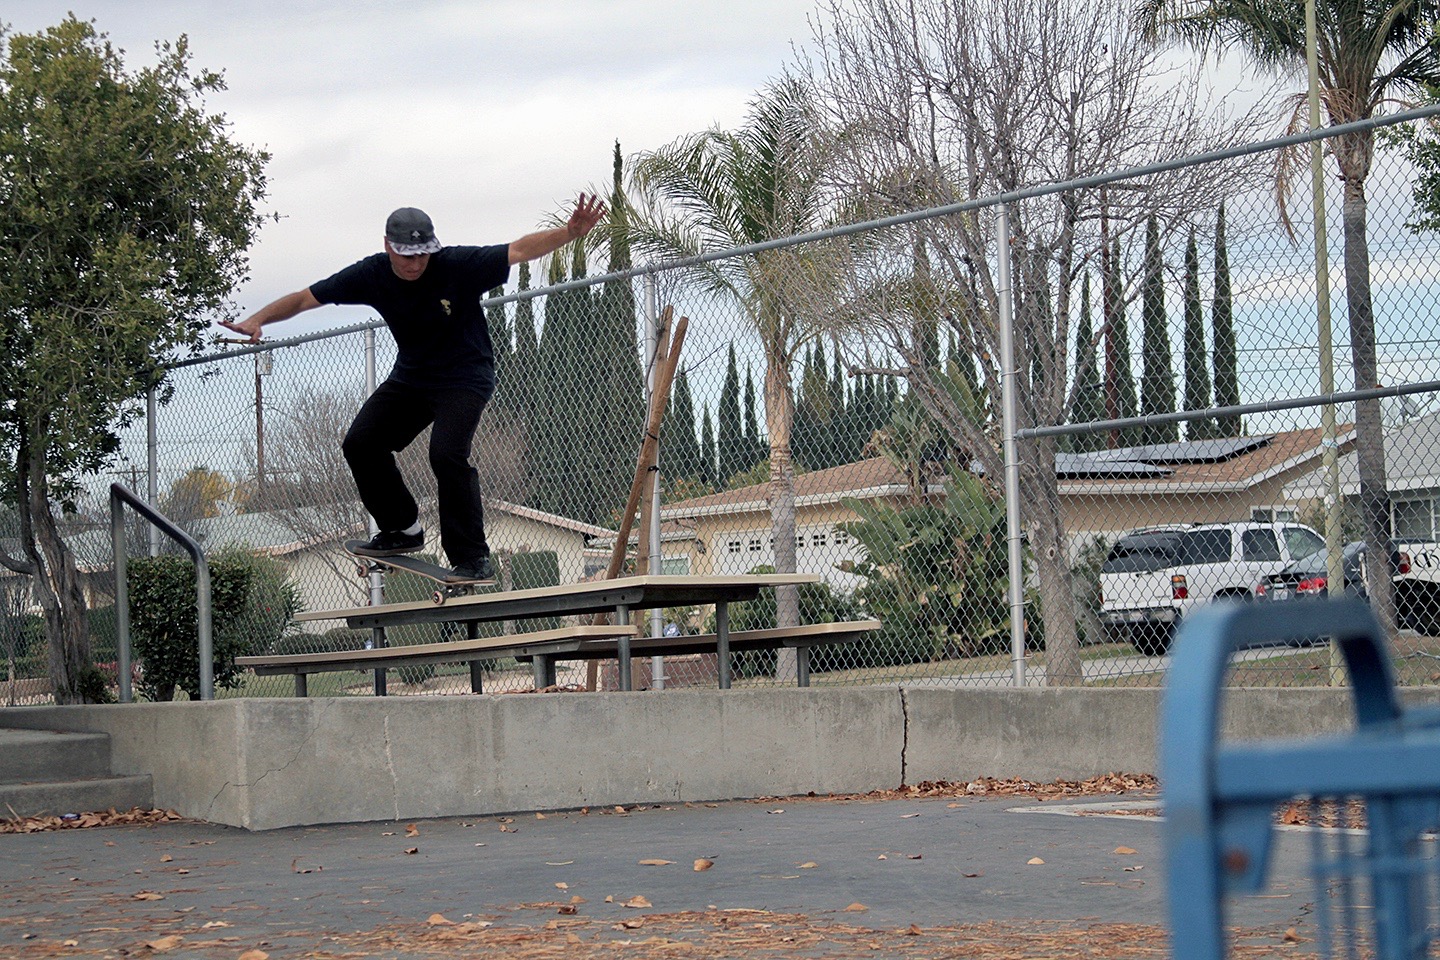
[220,195,606,581]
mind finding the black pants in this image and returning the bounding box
[342,379,490,565]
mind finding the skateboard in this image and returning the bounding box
[343,540,494,605]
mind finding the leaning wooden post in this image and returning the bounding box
[585,308,688,690]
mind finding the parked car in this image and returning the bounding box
[1255,541,1406,602]
[1099,521,1325,656]
[1258,539,1440,638]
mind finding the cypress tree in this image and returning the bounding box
[664,368,701,482]
[595,140,646,513]
[717,345,744,484]
[743,362,764,471]
[792,344,821,471]
[1181,228,1215,440]
[1138,217,1178,443]
[1069,272,1106,452]
[700,403,717,489]
[1211,202,1241,436]
[1103,236,1139,447]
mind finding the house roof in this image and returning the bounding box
[660,426,1351,518]
[1060,425,1354,496]
[661,458,929,520]
[1284,411,1440,498]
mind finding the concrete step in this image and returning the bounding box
[0,775,155,819]
[0,729,112,782]
[0,728,155,819]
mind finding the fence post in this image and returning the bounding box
[363,327,386,696]
[146,386,160,558]
[645,273,667,690]
[996,204,1027,687]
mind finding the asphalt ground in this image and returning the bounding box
[0,792,1323,959]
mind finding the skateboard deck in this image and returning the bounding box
[343,540,494,604]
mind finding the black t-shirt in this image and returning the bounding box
[309,245,511,393]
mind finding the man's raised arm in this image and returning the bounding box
[508,194,607,265]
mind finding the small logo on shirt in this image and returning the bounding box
[440,299,452,315]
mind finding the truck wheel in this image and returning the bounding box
[1130,624,1173,657]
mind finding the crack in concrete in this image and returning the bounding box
[382,713,400,821]
[898,687,910,787]
[204,699,334,821]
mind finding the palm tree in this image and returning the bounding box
[629,77,830,648]
[1137,0,1440,627]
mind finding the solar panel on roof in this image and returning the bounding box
[1095,435,1273,465]
[1054,453,1173,478]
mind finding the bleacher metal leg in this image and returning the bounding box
[533,655,557,690]
[796,647,810,687]
[371,626,387,697]
[616,604,633,691]
[716,602,731,690]
[295,673,308,698]
[468,623,483,693]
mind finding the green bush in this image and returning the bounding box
[128,549,300,700]
[839,466,1014,665]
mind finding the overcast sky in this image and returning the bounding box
[7,1,821,334]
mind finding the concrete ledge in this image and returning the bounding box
[4,686,1438,831]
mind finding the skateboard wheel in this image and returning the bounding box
[432,590,447,605]
[354,561,368,578]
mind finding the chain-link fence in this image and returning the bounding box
[13,107,1440,701]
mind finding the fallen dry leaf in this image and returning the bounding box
[963,871,984,878]
[694,859,714,872]
[200,921,231,930]
[616,918,645,930]
[906,924,923,936]
[907,854,923,860]
[555,882,569,890]
[144,934,183,951]
[238,951,269,960]
[558,904,578,915]
[133,891,165,901]
[625,896,653,909]
[571,895,586,904]
[638,859,674,866]
[768,808,785,815]
[1284,928,1303,943]
[901,813,921,819]
[404,847,419,855]
[536,812,547,819]
[405,823,420,837]
[159,854,173,863]
[1027,857,1046,865]
[427,913,454,926]
[844,903,869,912]
[798,861,818,869]
[1114,846,1137,855]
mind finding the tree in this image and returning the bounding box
[162,466,235,527]
[663,368,703,482]
[1137,0,1440,635]
[0,19,270,702]
[1138,217,1178,443]
[805,0,1267,682]
[1209,203,1241,436]
[699,404,717,489]
[630,76,833,646]
[1181,228,1215,440]
[1104,237,1140,447]
[1069,274,1107,451]
[716,345,745,483]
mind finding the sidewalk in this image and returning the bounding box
[0,788,1319,959]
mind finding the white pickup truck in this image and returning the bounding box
[1098,522,1326,655]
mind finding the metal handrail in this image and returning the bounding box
[109,483,213,702]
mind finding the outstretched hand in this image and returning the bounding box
[219,317,263,344]
[565,193,607,240]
